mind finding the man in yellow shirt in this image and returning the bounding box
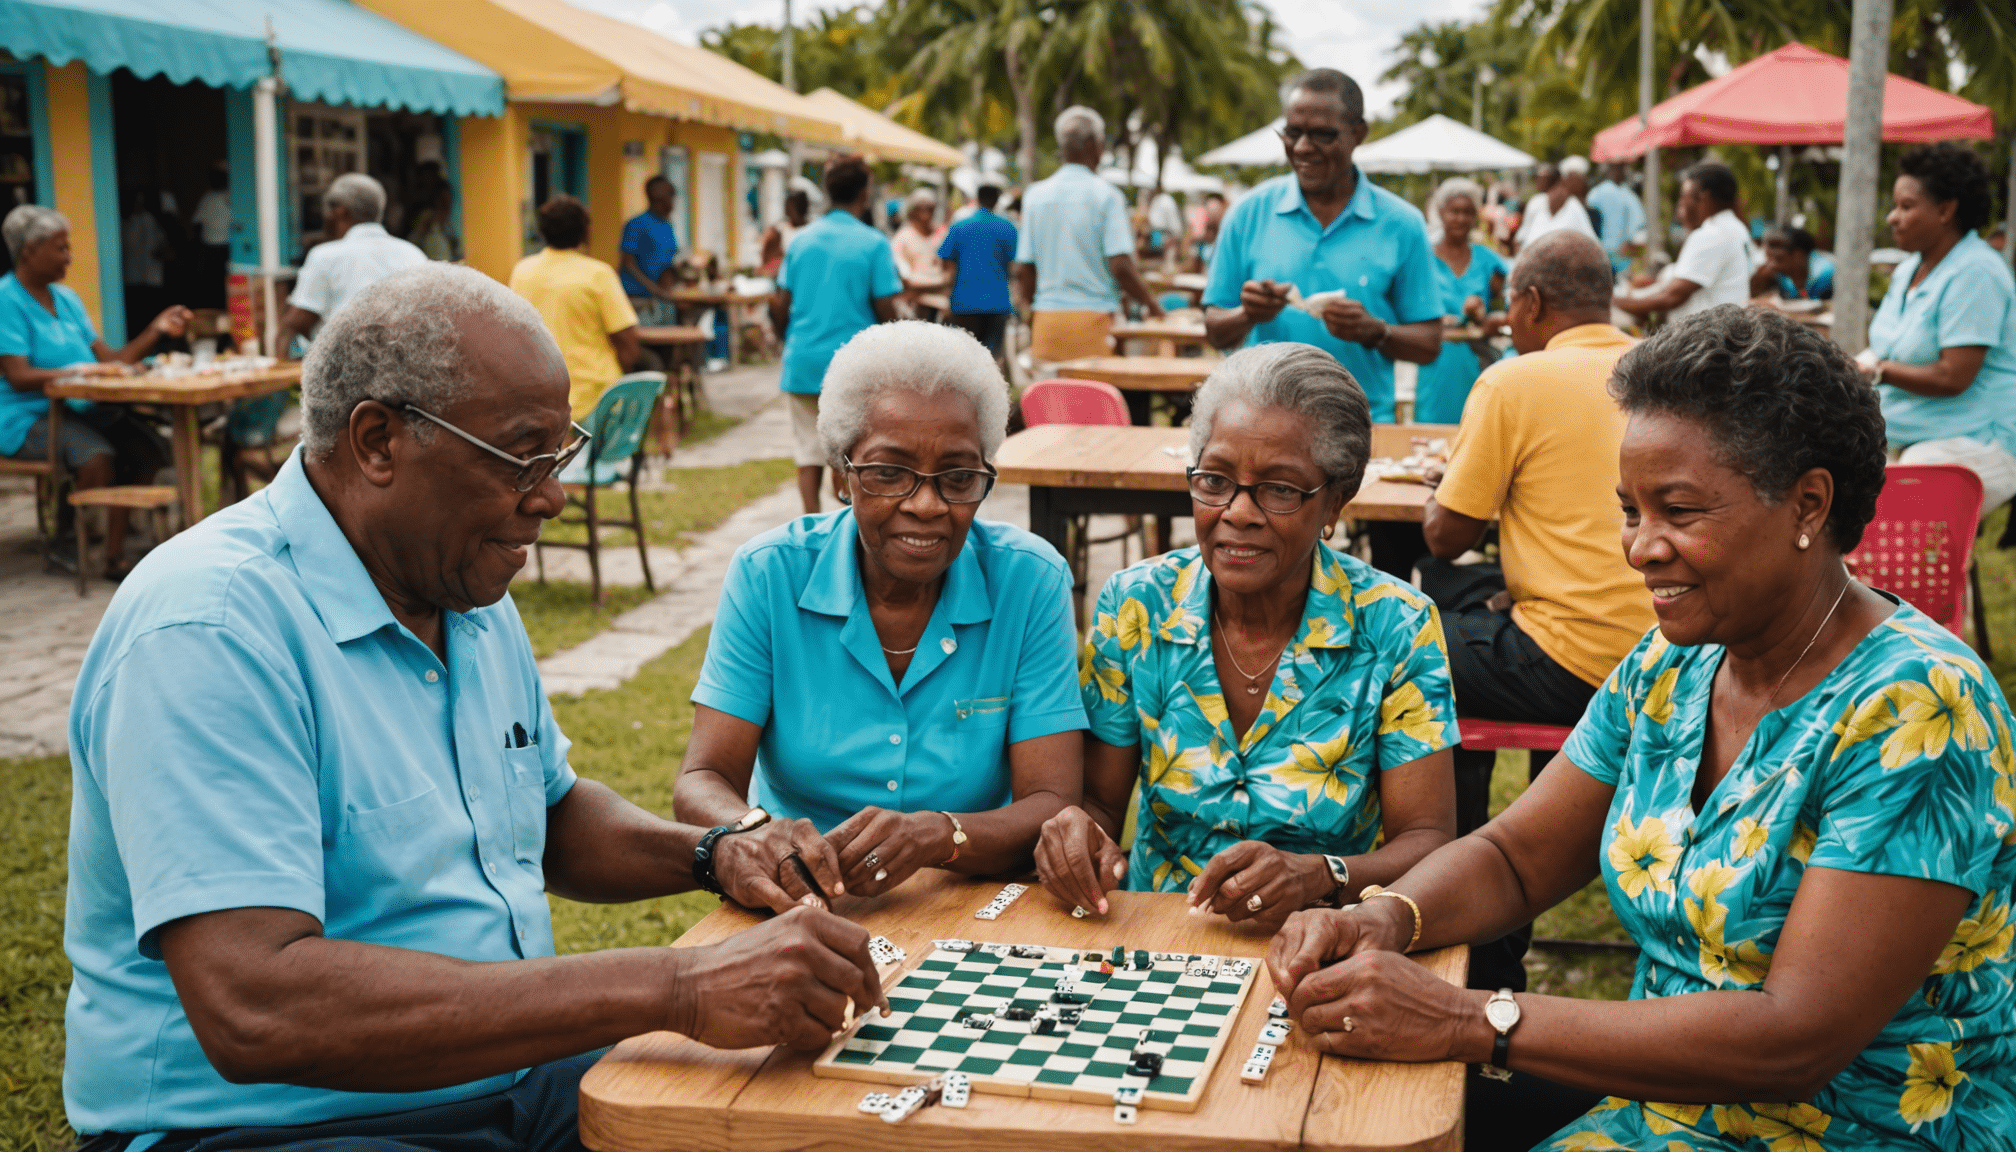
[1421,230,1654,990]
[509,195,643,420]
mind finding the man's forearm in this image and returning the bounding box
[544,777,703,902]
[1204,306,1255,350]
[1381,320,1442,365]
[1109,256,1161,314]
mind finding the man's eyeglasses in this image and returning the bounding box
[1277,126,1344,148]
[385,401,592,492]
[843,456,997,504]
[1186,468,1328,514]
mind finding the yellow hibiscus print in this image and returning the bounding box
[1641,667,1681,726]
[1748,1101,1831,1152]
[1732,816,1769,857]
[1899,1041,1967,1128]
[1639,631,1671,669]
[1608,812,1681,898]
[1379,681,1446,745]
[1684,861,1771,986]
[1789,820,1817,865]
[1113,598,1153,650]
[1312,552,1349,597]
[1641,1101,1706,1134]
[1711,1104,1756,1140]
[1834,670,1992,767]
[1272,732,1360,807]
[1080,645,1127,705]
[1144,729,1207,793]
[1551,1134,1631,1151]
[1354,580,1426,610]
[1189,688,1230,730]
[1412,610,1445,652]
[1302,616,1337,649]
[1934,893,2013,975]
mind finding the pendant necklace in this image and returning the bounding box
[1213,611,1291,695]
[881,643,918,656]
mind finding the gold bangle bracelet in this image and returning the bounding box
[1358,886,1422,953]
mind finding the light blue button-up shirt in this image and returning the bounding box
[1586,179,1647,274]
[64,450,576,1134]
[692,510,1087,831]
[1869,231,2016,456]
[1203,169,1442,422]
[779,209,904,395]
[1013,163,1135,313]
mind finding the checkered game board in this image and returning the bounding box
[811,942,1255,1111]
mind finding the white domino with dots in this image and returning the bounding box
[1114,1104,1138,1124]
[1258,1018,1292,1046]
[857,1091,892,1114]
[974,883,1029,920]
[881,1085,929,1123]
[1240,1042,1276,1083]
[1268,995,1288,1018]
[940,1071,970,1108]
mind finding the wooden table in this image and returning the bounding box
[1112,320,1214,357]
[1144,271,1209,306]
[1054,356,1214,394]
[669,288,771,368]
[636,326,711,452]
[46,364,302,530]
[580,871,1465,1152]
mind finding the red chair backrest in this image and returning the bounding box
[1845,464,1985,637]
[1021,377,1131,427]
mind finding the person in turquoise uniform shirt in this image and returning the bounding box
[1267,307,2016,1152]
[1036,342,1456,929]
[1859,142,2016,513]
[1202,68,1442,424]
[677,321,1086,905]
[772,155,902,515]
[1415,177,1508,424]
[1586,162,1646,277]
[1751,224,1834,302]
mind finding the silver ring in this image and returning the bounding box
[864,850,882,869]
[874,868,889,882]
[1342,1016,1355,1033]
[1245,893,1264,912]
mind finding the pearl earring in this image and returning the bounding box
[1797,532,1811,550]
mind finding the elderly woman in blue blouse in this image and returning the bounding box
[1416,177,1508,424]
[1036,342,1457,930]
[1858,142,2016,512]
[1267,307,2016,1152]
[674,321,1085,912]
[1,205,189,575]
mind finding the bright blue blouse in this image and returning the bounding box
[0,272,99,456]
[778,211,904,395]
[1869,232,2016,455]
[1414,242,1508,425]
[692,511,1088,831]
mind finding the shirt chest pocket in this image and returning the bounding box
[336,787,461,890]
[503,746,548,862]
[953,696,1010,730]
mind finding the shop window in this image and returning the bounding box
[0,64,43,278]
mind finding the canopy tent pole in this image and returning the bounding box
[2005,134,2015,273]
[255,23,283,358]
[1638,0,1663,258]
[1832,0,1893,355]
[1774,144,1793,226]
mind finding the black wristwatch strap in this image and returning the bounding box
[692,824,734,896]
[1490,1028,1511,1074]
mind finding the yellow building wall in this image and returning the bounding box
[42,61,103,329]
[458,104,526,283]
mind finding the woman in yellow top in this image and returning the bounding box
[508,195,644,420]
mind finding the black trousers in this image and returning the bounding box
[948,311,1009,358]
[1465,1068,1607,1152]
[80,1050,605,1152]
[1417,558,1599,993]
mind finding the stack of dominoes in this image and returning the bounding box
[866,1072,971,1123]
[974,883,1028,920]
[866,936,905,966]
[1242,1003,1294,1083]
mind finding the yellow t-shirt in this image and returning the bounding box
[508,247,639,419]
[1433,323,1655,686]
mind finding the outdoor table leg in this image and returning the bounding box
[170,403,204,531]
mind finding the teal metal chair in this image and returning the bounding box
[534,372,667,606]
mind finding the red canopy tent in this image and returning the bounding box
[1591,42,1995,161]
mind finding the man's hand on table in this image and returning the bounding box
[667,905,888,1051]
[714,817,845,913]
[1033,805,1127,916]
[825,806,953,898]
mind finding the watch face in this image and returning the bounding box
[1485,996,1520,1031]
[1326,856,1349,885]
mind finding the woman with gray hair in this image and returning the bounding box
[0,204,192,576]
[1038,342,1456,928]
[892,186,946,321]
[1417,176,1508,423]
[675,320,1086,909]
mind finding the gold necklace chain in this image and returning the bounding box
[1212,611,1293,695]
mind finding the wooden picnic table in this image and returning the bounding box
[46,363,302,531]
[668,287,771,367]
[1111,320,1214,357]
[579,870,1466,1152]
[1054,356,1214,394]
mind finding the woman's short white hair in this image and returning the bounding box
[3,204,68,264]
[1426,176,1485,242]
[1054,106,1105,151]
[1189,343,1371,491]
[300,263,554,460]
[904,186,939,212]
[817,321,1009,469]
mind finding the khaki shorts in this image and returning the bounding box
[786,391,824,467]
[1029,310,1114,364]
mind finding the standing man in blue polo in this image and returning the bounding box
[1203,68,1441,426]
[1586,162,1647,277]
[938,183,1019,367]
[618,175,681,326]
[772,155,901,514]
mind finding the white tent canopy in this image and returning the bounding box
[1096,136,1224,193]
[1196,118,1285,167]
[1197,113,1536,174]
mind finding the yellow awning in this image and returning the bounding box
[356,0,846,144]
[804,88,967,168]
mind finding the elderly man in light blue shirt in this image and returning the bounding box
[1587,162,1648,276]
[64,264,882,1152]
[1202,69,1442,426]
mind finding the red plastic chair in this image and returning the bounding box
[1457,719,1573,752]
[1020,377,1131,426]
[1845,464,1986,644]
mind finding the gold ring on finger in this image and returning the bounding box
[1341,1016,1355,1032]
[1245,893,1264,912]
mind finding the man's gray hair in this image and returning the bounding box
[1189,343,1370,492]
[817,320,1009,470]
[300,263,555,461]
[1281,68,1365,124]
[2,204,68,264]
[324,172,387,224]
[1509,230,1616,312]
[904,186,939,212]
[1054,106,1105,152]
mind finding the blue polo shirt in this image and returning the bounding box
[1776,251,1835,301]
[1013,163,1134,312]
[0,272,99,455]
[938,208,1019,316]
[778,210,903,395]
[617,210,680,297]
[1586,179,1646,274]
[64,450,576,1134]
[1870,231,2016,456]
[693,510,1088,831]
[1203,169,1442,422]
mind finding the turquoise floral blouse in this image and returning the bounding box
[1079,543,1456,893]
[1549,600,2016,1152]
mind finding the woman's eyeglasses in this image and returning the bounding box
[844,456,997,504]
[384,401,592,492]
[1186,468,1328,514]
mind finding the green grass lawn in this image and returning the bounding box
[537,460,796,550]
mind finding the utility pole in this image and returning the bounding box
[1639,0,1662,258]
[781,0,800,190]
[1832,0,1893,355]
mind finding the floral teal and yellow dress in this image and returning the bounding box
[1079,542,1456,892]
[1548,599,2016,1152]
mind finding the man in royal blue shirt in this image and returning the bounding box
[937,184,1019,363]
[618,175,680,324]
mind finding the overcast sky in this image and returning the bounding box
[566,0,1493,121]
